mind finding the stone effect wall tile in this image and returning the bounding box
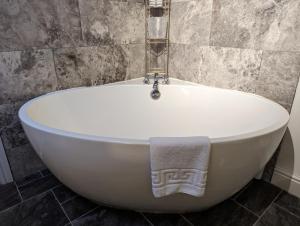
[256,51,300,111]
[54,45,129,90]
[170,0,213,45]
[169,44,202,83]
[0,101,44,181]
[170,44,300,111]
[79,0,145,45]
[170,44,263,92]
[125,44,145,80]
[198,46,263,93]
[0,49,58,105]
[0,0,83,51]
[210,0,300,51]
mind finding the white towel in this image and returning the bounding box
[149,0,163,7]
[150,136,211,198]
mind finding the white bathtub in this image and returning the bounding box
[19,80,289,213]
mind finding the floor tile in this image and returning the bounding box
[15,172,43,187]
[53,185,77,203]
[40,169,52,177]
[184,200,257,226]
[275,191,300,217]
[255,203,300,226]
[62,196,97,221]
[144,213,191,226]
[72,207,150,226]
[0,192,69,226]
[18,175,61,200]
[231,180,254,200]
[236,179,281,215]
[0,183,21,212]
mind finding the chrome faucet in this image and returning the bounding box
[144,73,169,100]
[151,73,161,100]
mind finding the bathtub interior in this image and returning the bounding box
[21,84,289,142]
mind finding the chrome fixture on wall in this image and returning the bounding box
[144,0,171,99]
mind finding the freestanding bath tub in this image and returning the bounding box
[19,80,289,213]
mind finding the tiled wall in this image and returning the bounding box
[0,0,145,180]
[169,0,300,112]
[0,0,299,181]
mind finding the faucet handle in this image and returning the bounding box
[144,75,150,84]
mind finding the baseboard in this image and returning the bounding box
[272,168,300,198]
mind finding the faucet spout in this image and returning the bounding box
[151,73,161,100]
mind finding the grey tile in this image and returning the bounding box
[79,0,144,45]
[19,175,61,200]
[255,203,300,226]
[275,191,300,217]
[124,44,145,80]
[0,192,69,226]
[184,199,258,226]
[0,183,21,212]
[72,207,150,226]
[0,120,29,150]
[4,143,45,182]
[0,0,82,51]
[210,0,300,51]
[144,213,191,226]
[170,0,213,45]
[53,185,77,204]
[16,171,43,187]
[169,45,263,92]
[255,51,300,111]
[0,49,57,104]
[53,45,129,90]
[62,196,97,221]
[197,46,262,92]
[169,44,202,83]
[40,169,52,177]
[0,101,24,129]
[236,179,281,215]
[231,180,254,200]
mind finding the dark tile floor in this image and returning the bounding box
[1,171,300,226]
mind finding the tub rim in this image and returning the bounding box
[18,84,290,145]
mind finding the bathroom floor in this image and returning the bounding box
[0,170,300,226]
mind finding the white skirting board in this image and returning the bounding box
[272,168,300,198]
[0,137,13,184]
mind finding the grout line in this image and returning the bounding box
[140,212,154,226]
[232,199,259,217]
[16,176,44,189]
[60,195,78,205]
[70,206,99,223]
[0,188,55,215]
[20,183,62,202]
[0,42,146,54]
[207,0,215,46]
[51,190,73,226]
[17,174,53,189]
[0,200,22,215]
[14,181,23,202]
[180,214,194,226]
[273,203,300,220]
[38,170,44,177]
[231,180,254,201]
[253,190,283,225]
[76,0,84,45]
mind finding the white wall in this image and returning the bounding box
[272,79,300,197]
